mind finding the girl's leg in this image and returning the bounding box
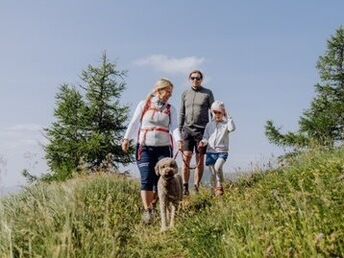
[208,165,216,189]
[214,158,226,187]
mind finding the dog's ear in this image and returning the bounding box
[172,160,179,175]
[154,161,160,176]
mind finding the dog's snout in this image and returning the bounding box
[166,168,174,176]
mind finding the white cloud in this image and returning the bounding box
[134,55,205,75]
[0,123,45,150]
[0,124,48,187]
[7,123,42,132]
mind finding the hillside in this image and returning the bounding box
[1,148,343,257]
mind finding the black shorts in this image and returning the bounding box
[181,126,205,154]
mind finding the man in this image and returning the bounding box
[178,70,214,195]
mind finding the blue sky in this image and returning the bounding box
[0,1,343,189]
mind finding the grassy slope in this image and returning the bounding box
[0,148,343,258]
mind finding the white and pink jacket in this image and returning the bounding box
[124,96,180,146]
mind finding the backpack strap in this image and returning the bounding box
[136,99,173,160]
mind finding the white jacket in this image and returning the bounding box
[124,97,180,146]
[201,117,236,153]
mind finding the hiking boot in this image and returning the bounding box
[150,208,157,222]
[215,186,224,196]
[194,184,199,194]
[142,209,153,225]
[183,184,189,196]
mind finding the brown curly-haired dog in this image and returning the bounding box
[155,157,183,231]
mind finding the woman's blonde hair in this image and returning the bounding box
[153,78,174,92]
[140,78,174,121]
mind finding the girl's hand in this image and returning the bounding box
[224,108,230,118]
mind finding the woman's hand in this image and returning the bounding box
[121,139,130,153]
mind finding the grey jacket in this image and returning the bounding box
[179,86,214,132]
[201,118,236,152]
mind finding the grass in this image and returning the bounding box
[1,148,343,257]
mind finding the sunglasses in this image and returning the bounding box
[190,77,202,81]
[213,111,223,115]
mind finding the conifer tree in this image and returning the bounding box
[45,54,132,180]
[265,26,344,149]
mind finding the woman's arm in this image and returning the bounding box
[123,101,144,141]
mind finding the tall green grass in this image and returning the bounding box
[1,148,343,257]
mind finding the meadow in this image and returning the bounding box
[0,148,343,257]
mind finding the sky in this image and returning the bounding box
[0,1,344,191]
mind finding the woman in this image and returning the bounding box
[122,78,180,224]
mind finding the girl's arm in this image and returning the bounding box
[200,122,211,146]
[227,116,236,133]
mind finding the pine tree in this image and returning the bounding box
[45,54,132,180]
[45,84,87,178]
[265,26,344,149]
[81,53,131,167]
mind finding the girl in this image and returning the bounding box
[199,100,236,196]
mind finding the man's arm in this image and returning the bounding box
[179,91,186,132]
[208,89,215,108]
[208,89,215,119]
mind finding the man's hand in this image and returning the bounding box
[178,140,184,151]
[121,139,130,153]
[198,141,206,148]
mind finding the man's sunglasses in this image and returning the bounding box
[190,77,202,81]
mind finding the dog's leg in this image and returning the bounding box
[169,203,177,229]
[160,198,168,232]
[166,205,171,225]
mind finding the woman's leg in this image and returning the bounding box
[137,145,156,210]
[141,190,155,210]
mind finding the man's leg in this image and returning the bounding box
[194,153,205,188]
[182,150,193,195]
